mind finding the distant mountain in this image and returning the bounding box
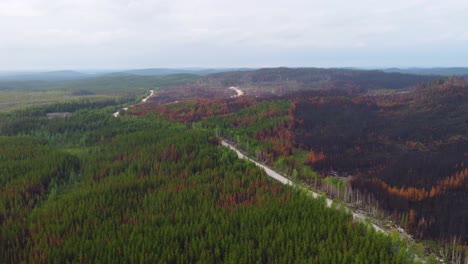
[118,68,253,76]
[382,67,468,76]
[0,70,91,81]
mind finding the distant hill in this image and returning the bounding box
[382,67,468,76]
[190,67,439,95]
[0,68,251,82]
[141,67,440,103]
[0,67,440,98]
[0,70,91,81]
[117,68,253,76]
[0,73,200,96]
[49,73,200,95]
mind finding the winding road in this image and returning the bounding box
[113,90,154,117]
[114,87,242,118]
[221,140,385,233]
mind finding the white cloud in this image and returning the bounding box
[1,0,468,69]
[0,0,43,17]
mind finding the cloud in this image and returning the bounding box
[0,0,43,17]
[1,0,468,69]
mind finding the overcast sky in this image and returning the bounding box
[1,0,467,70]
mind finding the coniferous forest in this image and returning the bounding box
[2,0,468,261]
[0,98,419,263]
[1,70,467,263]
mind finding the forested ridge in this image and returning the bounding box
[118,67,440,105]
[0,100,419,263]
[192,67,438,95]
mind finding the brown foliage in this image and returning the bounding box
[306,149,327,164]
[130,97,256,123]
[364,168,468,202]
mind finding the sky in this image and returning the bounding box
[1,0,468,70]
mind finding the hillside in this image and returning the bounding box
[292,78,468,242]
[130,76,468,262]
[197,67,437,94]
[142,67,438,104]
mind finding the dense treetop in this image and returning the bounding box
[0,100,418,263]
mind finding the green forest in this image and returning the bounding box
[1,99,419,263]
[2,69,467,263]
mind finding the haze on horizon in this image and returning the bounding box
[1,0,467,71]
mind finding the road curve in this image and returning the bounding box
[221,140,385,233]
[141,89,155,103]
[113,90,154,117]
